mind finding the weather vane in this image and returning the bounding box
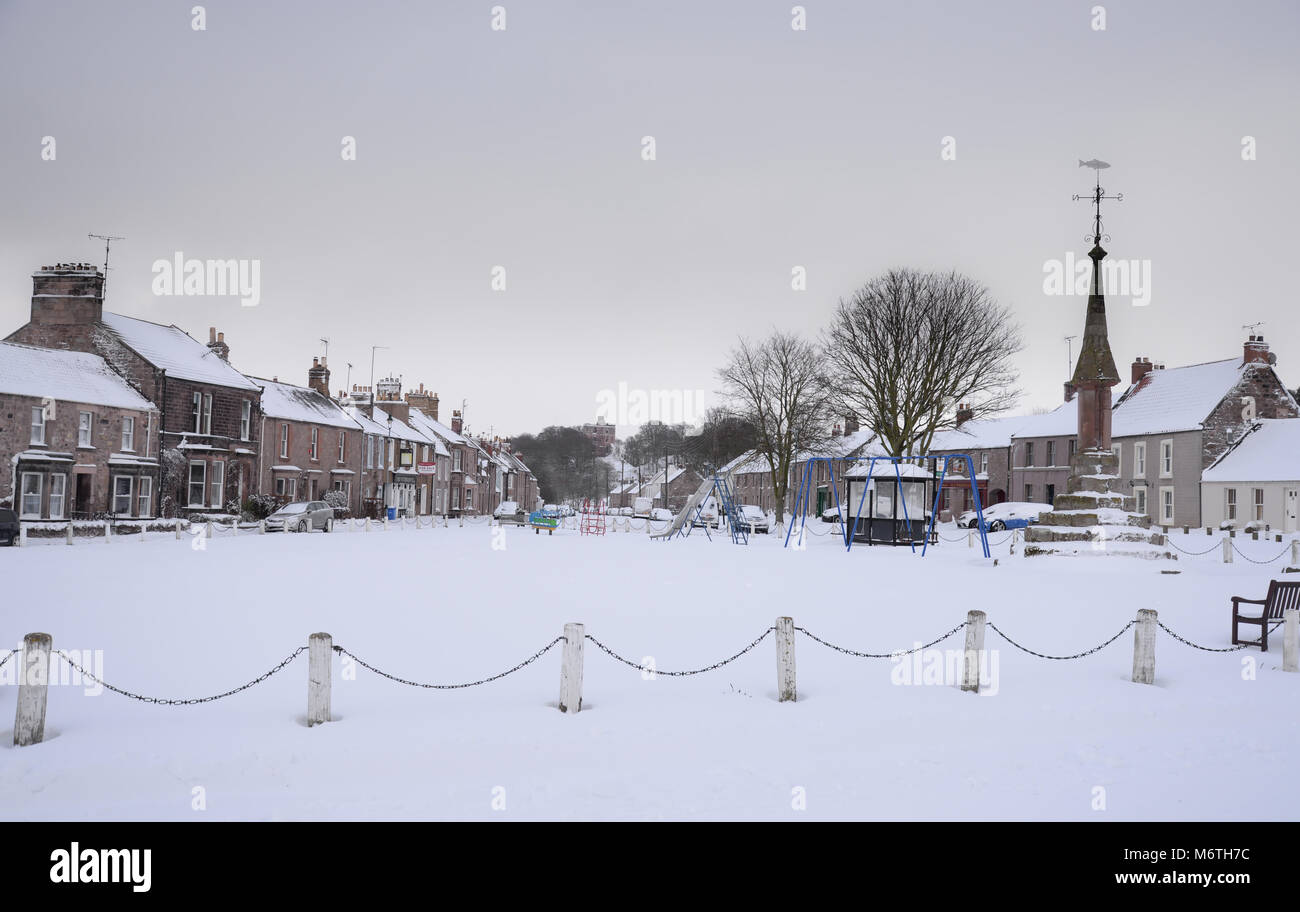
[1073,159,1122,245]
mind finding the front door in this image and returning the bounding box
[1285,488,1298,533]
[74,473,93,518]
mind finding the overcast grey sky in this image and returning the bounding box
[1,0,1296,437]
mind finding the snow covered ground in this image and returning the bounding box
[2,518,1298,821]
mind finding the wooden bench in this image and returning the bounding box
[1231,579,1300,651]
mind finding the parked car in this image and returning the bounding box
[957,501,1045,532]
[0,508,18,546]
[494,500,524,523]
[265,501,334,532]
[738,504,770,533]
[649,507,673,523]
[692,497,719,528]
[632,496,653,518]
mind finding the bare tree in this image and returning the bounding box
[826,269,1021,457]
[718,331,836,523]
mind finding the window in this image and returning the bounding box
[1024,484,1034,502]
[188,462,206,507]
[1160,487,1175,524]
[466,489,473,509]
[212,461,224,509]
[453,450,462,473]
[241,401,252,441]
[1045,483,1055,506]
[1254,488,1265,522]
[1112,443,1121,475]
[280,424,289,458]
[1024,442,1034,467]
[202,394,213,435]
[1225,488,1237,521]
[1046,441,1056,467]
[121,417,135,451]
[452,488,461,510]
[49,474,66,519]
[310,428,319,461]
[138,477,153,518]
[78,411,93,447]
[388,440,394,469]
[1069,439,1077,459]
[144,412,152,457]
[113,476,133,514]
[338,432,346,464]
[20,473,42,518]
[1134,486,1147,516]
[30,406,45,445]
[980,453,988,475]
[1134,442,1146,477]
[1160,439,1173,477]
[192,392,203,433]
[365,435,373,469]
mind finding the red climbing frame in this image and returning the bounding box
[580,498,607,535]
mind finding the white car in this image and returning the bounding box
[692,497,719,528]
[738,504,769,533]
[957,501,1045,531]
[493,501,524,522]
[649,507,673,523]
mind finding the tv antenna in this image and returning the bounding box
[88,233,125,297]
[1242,322,1265,335]
[1064,335,1077,377]
[319,337,330,359]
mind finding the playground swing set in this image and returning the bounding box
[784,453,991,558]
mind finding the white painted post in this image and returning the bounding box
[13,632,52,747]
[1283,608,1299,674]
[1291,539,1299,569]
[1132,609,1157,685]
[968,530,973,548]
[961,610,986,693]
[1010,529,1018,554]
[259,520,266,534]
[176,520,184,540]
[364,517,371,532]
[205,522,213,540]
[307,632,332,726]
[1222,538,1233,563]
[558,622,584,714]
[139,525,146,543]
[65,523,74,546]
[104,519,111,543]
[18,525,26,547]
[775,616,796,702]
[459,515,464,527]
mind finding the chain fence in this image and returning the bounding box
[1231,542,1291,565]
[1156,620,1259,652]
[0,648,16,671]
[1166,536,1223,557]
[986,620,1135,660]
[795,621,968,658]
[584,628,775,676]
[333,637,566,689]
[50,646,307,705]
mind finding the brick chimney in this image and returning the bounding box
[844,414,859,435]
[1243,334,1271,365]
[405,383,440,420]
[207,327,230,361]
[308,356,330,397]
[19,263,105,349]
[1131,356,1154,385]
[451,409,463,434]
[1063,381,1076,403]
[831,422,842,437]
[955,403,974,427]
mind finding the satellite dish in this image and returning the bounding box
[1268,351,1278,366]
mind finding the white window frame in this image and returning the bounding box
[1134,485,1147,517]
[138,476,153,518]
[212,461,225,509]
[980,453,988,475]
[202,394,213,435]
[453,450,462,473]
[1253,488,1265,522]
[241,401,252,441]
[78,410,93,447]
[1225,488,1237,521]
[280,424,289,459]
[338,432,346,464]
[1024,441,1034,468]
[1160,439,1173,478]
[1112,443,1121,475]
[193,392,203,433]
[121,416,135,452]
[1160,486,1175,524]
[1046,440,1055,467]
[188,461,207,508]
[20,472,42,518]
[310,427,319,461]
[112,475,134,515]
[1134,442,1146,477]
[49,473,66,519]
[30,406,46,445]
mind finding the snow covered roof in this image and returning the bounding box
[1203,419,1300,482]
[844,460,934,479]
[1009,401,1078,440]
[1111,358,1246,438]
[404,410,452,457]
[644,466,686,486]
[930,413,1030,451]
[371,406,434,446]
[409,409,467,446]
[100,312,260,391]
[0,341,156,411]
[252,377,360,430]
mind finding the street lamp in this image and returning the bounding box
[383,412,394,518]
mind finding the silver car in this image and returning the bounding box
[265,501,334,533]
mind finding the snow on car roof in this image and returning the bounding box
[101,312,260,390]
[0,341,156,411]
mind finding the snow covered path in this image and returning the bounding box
[2,520,1297,820]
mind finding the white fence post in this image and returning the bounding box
[1132,608,1157,685]
[559,622,584,714]
[1283,608,1299,673]
[104,520,112,543]
[1222,538,1232,564]
[968,530,973,548]
[18,525,27,547]
[176,520,183,540]
[66,523,74,546]
[775,616,796,702]
[961,610,986,693]
[1291,539,1300,569]
[259,520,266,534]
[13,632,52,747]
[307,632,333,726]
[205,522,213,540]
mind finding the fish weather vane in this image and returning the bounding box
[1073,159,1122,245]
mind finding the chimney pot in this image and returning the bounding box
[209,327,216,343]
[1131,357,1156,385]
